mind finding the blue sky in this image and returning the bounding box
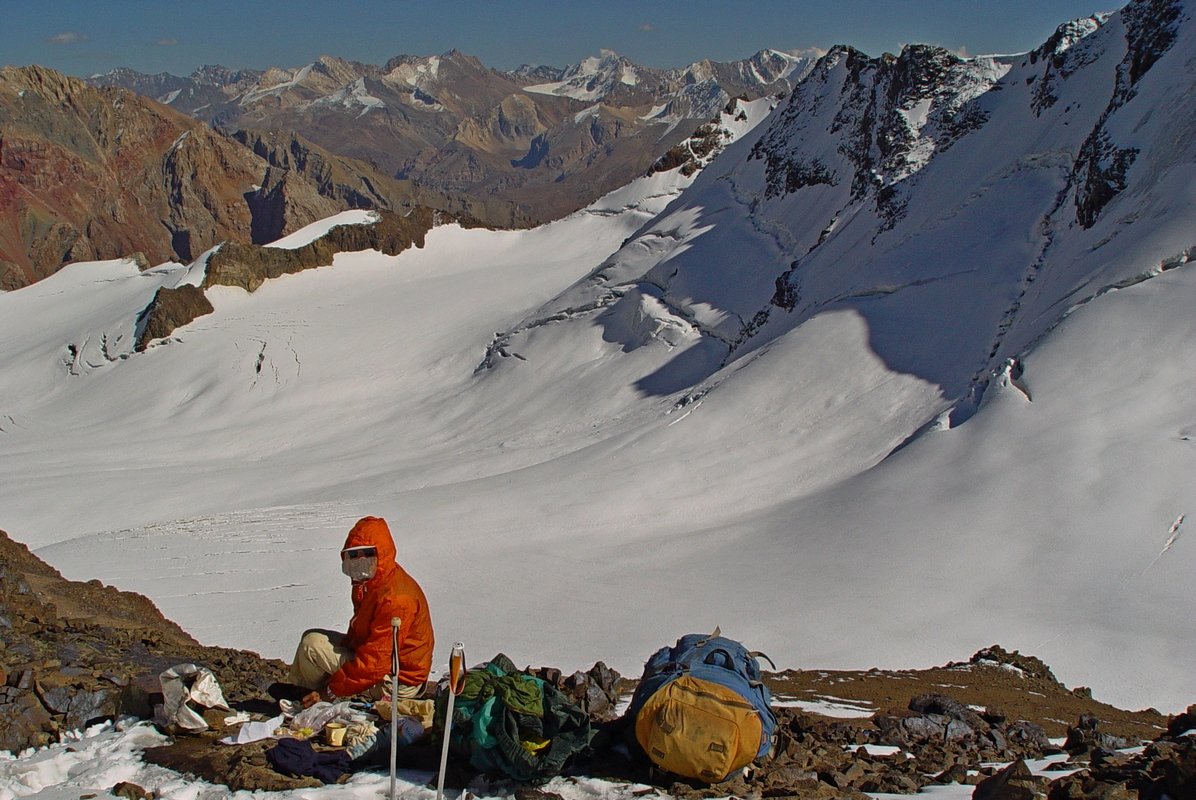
[5,1,1120,77]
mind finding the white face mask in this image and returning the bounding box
[341,553,378,582]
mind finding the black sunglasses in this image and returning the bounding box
[342,547,378,559]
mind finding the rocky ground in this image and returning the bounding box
[2,527,1192,799]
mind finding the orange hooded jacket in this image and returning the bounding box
[327,516,434,698]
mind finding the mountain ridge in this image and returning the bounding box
[89,48,814,224]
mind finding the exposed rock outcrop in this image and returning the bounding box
[234,128,530,234]
[0,528,287,755]
[202,207,442,293]
[134,284,215,352]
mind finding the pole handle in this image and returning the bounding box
[448,642,467,696]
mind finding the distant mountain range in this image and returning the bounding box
[0,66,512,290]
[87,49,813,222]
[0,49,810,290]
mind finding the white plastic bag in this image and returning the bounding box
[289,700,364,734]
[159,663,230,732]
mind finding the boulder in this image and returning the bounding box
[974,759,1046,800]
[1064,715,1131,755]
[110,782,151,800]
[37,682,124,731]
[0,686,55,753]
[1166,704,1196,738]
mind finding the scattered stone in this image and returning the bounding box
[110,782,151,800]
[0,527,288,754]
[513,787,566,800]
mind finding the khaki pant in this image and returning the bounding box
[288,628,424,700]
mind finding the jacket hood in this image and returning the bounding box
[342,516,398,582]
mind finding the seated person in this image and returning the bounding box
[288,516,434,706]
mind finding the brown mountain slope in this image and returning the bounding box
[0,65,275,289]
[0,66,524,291]
[0,527,287,754]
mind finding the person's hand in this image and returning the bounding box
[301,691,321,708]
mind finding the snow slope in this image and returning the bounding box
[0,0,1193,729]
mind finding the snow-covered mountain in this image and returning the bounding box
[471,0,1196,707]
[2,0,1193,720]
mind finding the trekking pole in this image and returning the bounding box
[389,617,401,800]
[435,642,466,800]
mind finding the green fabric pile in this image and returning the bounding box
[434,653,593,782]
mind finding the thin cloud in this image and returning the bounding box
[639,23,654,33]
[154,38,180,47]
[46,31,87,46]
[791,46,828,59]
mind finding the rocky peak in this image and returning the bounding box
[1029,14,1109,114]
[522,49,662,103]
[750,42,1001,216]
[1115,0,1184,100]
[1072,0,1186,228]
[507,63,566,84]
[746,48,811,84]
[189,64,263,87]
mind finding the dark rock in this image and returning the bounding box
[1165,704,1196,738]
[61,687,124,731]
[134,283,214,351]
[970,646,1059,683]
[513,788,566,800]
[110,782,152,800]
[1044,735,1196,800]
[556,661,622,722]
[974,758,1045,800]
[935,763,970,783]
[203,207,441,294]
[0,526,288,757]
[0,688,55,753]
[1007,720,1053,753]
[1045,772,1134,799]
[1064,716,1131,755]
[984,709,1009,726]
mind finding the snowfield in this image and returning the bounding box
[2,3,1196,797]
[2,152,1191,718]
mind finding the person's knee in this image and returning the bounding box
[295,630,330,660]
[299,629,328,646]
